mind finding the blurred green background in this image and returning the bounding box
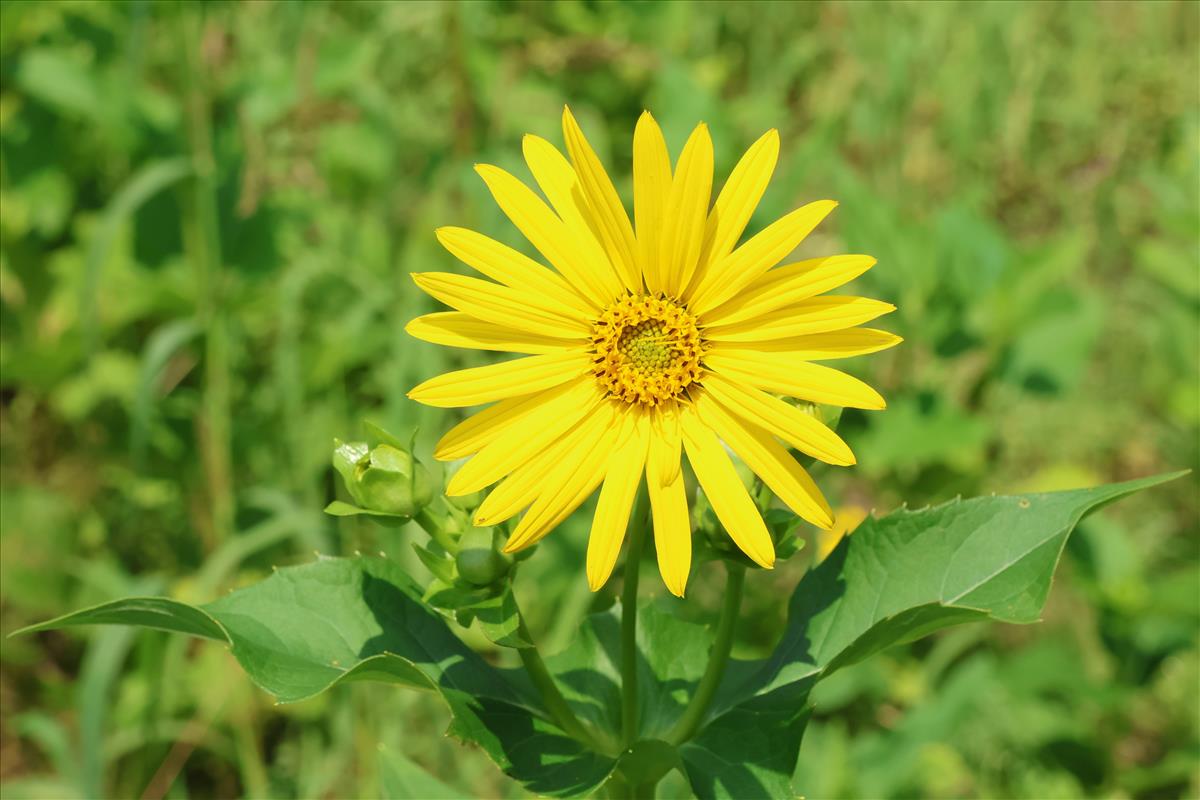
[1,1,1197,798]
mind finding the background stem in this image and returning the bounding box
[666,563,746,745]
[620,484,651,747]
[178,5,233,548]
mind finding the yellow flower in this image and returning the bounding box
[407,108,899,597]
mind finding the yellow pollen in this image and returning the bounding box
[592,295,704,406]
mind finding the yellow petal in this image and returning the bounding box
[406,312,581,354]
[408,350,590,409]
[694,389,834,529]
[659,123,713,296]
[522,135,630,293]
[714,328,903,360]
[434,391,550,461]
[816,505,868,563]
[475,163,623,307]
[412,272,590,339]
[690,200,838,316]
[446,381,603,495]
[705,297,896,342]
[633,111,672,295]
[435,226,594,317]
[679,407,775,568]
[503,402,622,553]
[474,396,611,525]
[686,129,779,298]
[586,412,650,591]
[703,254,877,327]
[561,108,640,291]
[705,352,886,410]
[647,411,691,597]
[701,373,855,466]
[650,400,683,486]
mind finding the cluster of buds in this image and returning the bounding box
[327,422,525,645]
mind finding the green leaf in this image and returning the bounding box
[470,585,531,649]
[18,49,103,120]
[412,543,456,584]
[322,500,407,526]
[79,158,193,350]
[545,602,710,745]
[425,578,531,649]
[708,472,1184,798]
[15,598,226,641]
[542,601,811,798]
[680,681,814,800]
[16,557,616,798]
[363,420,410,450]
[759,473,1184,692]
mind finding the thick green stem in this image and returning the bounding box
[620,484,651,746]
[413,501,458,553]
[666,563,746,745]
[515,616,612,754]
[606,774,657,800]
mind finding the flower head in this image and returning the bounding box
[407,107,899,597]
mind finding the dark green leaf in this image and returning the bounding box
[470,585,531,649]
[17,557,616,797]
[680,681,814,800]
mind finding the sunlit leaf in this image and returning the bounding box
[16,557,616,798]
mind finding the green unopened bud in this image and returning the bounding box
[455,526,512,586]
[332,439,433,517]
[793,400,842,432]
[446,490,484,512]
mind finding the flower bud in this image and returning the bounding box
[332,439,433,518]
[455,526,513,586]
[792,400,842,432]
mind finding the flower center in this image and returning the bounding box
[591,295,704,406]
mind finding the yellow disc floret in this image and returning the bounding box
[592,295,704,406]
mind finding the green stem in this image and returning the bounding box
[666,563,746,746]
[178,4,233,547]
[413,501,458,553]
[620,484,651,746]
[606,773,657,800]
[516,615,613,754]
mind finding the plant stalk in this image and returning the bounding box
[413,501,459,553]
[606,773,658,800]
[620,484,651,746]
[666,563,746,745]
[178,5,233,547]
[515,615,612,754]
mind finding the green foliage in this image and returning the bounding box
[17,476,1179,797]
[2,1,1196,798]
